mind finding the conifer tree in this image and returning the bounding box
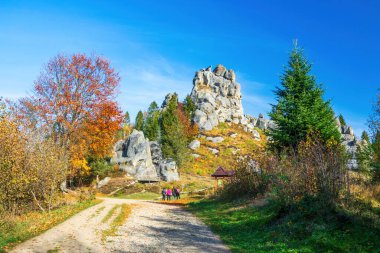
[338,114,346,126]
[268,43,340,150]
[124,111,130,125]
[183,95,196,120]
[160,93,189,167]
[143,101,160,141]
[361,130,370,144]
[135,111,144,131]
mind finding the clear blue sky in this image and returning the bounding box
[0,0,379,135]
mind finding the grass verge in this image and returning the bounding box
[188,198,380,253]
[112,191,160,200]
[0,199,102,252]
[102,204,131,241]
[101,205,119,223]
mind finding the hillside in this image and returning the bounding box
[182,122,266,176]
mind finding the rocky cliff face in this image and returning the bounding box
[191,64,244,131]
[111,130,179,182]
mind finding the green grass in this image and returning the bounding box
[0,199,102,252]
[102,204,131,241]
[188,198,380,253]
[113,191,161,200]
[101,205,119,223]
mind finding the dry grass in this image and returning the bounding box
[350,171,380,207]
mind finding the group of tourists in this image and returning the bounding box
[161,187,181,200]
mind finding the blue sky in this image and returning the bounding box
[0,0,379,136]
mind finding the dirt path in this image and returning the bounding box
[11,198,230,253]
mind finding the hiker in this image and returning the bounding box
[162,188,167,201]
[166,188,172,200]
[175,187,181,199]
[172,187,177,200]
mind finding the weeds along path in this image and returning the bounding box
[10,198,230,253]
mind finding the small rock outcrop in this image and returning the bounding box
[111,130,179,181]
[336,117,360,170]
[191,64,244,131]
[188,140,201,150]
[159,159,179,182]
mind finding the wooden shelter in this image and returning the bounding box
[211,166,235,188]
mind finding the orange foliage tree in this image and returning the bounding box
[177,103,198,140]
[12,53,123,179]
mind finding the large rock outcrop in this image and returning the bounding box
[111,130,179,182]
[111,130,160,181]
[191,64,244,131]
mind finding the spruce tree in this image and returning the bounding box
[361,130,370,143]
[124,111,130,125]
[143,101,160,141]
[338,114,346,126]
[135,110,144,131]
[160,93,189,167]
[183,95,196,120]
[268,44,340,150]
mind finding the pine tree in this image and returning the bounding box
[122,111,132,138]
[268,43,340,150]
[361,130,370,144]
[124,111,130,125]
[143,101,160,141]
[338,114,346,126]
[356,130,373,173]
[160,93,189,167]
[183,95,196,120]
[135,111,144,131]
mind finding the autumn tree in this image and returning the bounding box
[177,102,198,140]
[12,53,123,180]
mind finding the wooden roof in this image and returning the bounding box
[211,166,235,178]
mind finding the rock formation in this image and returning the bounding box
[191,64,244,131]
[111,130,179,182]
[335,117,361,170]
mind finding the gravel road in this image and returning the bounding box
[10,198,230,253]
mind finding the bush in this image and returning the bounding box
[267,135,349,206]
[220,156,269,200]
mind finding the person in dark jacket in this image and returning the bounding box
[162,188,167,201]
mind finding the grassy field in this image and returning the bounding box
[0,199,102,252]
[113,191,161,200]
[188,198,380,253]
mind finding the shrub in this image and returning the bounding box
[268,135,349,206]
[220,156,269,200]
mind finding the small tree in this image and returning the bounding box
[361,130,370,144]
[338,114,346,126]
[143,101,160,141]
[268,43,340,151]
[160,93,189,167]
[135,111,144,131]
[183,95,196,120]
